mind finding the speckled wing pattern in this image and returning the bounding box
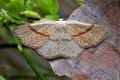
[14,23,53,49]
[67,22,110,48]
[14,20,110,59]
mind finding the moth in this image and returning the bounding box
[14,20,110,59]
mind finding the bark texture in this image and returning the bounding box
[49,0,120,80]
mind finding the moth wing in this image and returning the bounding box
[29,21,55,36]
[14,22,55,49]
[66,21,93,35]
[67,22,110,48]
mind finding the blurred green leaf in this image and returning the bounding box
[0,13,4,27]
[49,0,59,15]
[0,76,6,80]
[20,10,41,19]
[35,0,59,15]
[5,0,26,20]
[1,9,12,23]
[45,15,59,20]
[26,0,33,10]
[13,34,23,52]
[0,0,10,9]
[11,19,27,25]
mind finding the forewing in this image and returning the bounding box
[14,22,54,49]
[66,21,93,36]
[30,21,55,36]
[67,22,110,48]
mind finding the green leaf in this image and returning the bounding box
[35,0,59,15]
[1,9,12,22]
[0,9,12,28]
[0,76,6,80]
[45,15,59,20]
[0,0,10,9]
[25,0,34,10]
[11,18,27,25]
[0,13,4,27]
[49,0,59,15]
[13,34,23,52]
[5,0,26,19]
[20,10,41,19]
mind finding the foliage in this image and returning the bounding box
[0,76,6,80]
[34,0,59,19]
[0,0,59,80]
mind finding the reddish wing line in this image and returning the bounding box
[72,25,94,37]
[28,25,50,37]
